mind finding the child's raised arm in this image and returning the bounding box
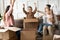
[33,3,37,14]
[23,4,27,14]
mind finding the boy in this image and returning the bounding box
[23,3,37,19]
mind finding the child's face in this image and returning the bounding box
[28,8,32,12]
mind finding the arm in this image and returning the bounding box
[37,10,45,14]
[37,10,46,16]
[33,3,37,14]
[10,0,15,7]
[23,4,27,14]
[6,0,15,16]
[49,17,55,24]
[12,0,15,7]
[50,10,55,24]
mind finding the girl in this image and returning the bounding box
[37,4,55,36]
[3,0,15,27]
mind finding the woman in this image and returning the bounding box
[3,0,15,27]
[37,4,55,36]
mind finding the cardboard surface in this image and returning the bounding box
[4,27,21,32]
[21,30,36,40]
[23,19,39,29]
[24,19,38,22]
[0,30,17,40]
[43,35,53,40]
[53,35,60,40]
[3,37,18,40]
[0,29,8,32]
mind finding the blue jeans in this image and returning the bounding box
[38,23,52,33]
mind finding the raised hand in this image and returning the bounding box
[23,4,25,8]
[34,2,36,7]
[12,0,15,6]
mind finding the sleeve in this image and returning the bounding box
[33,7,37,14]
[23,8,27,14]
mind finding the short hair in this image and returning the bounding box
[46,4,51,9]
[28,6,32,10]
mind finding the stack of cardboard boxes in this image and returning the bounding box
[21,19,39,40]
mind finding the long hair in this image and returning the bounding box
[3,5,10,21]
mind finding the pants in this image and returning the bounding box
[38,23,53,35]
[16,30,20,40]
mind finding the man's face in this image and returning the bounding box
[28,8,32,12]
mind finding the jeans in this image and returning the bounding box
[16,30,20,40]
[38,23,52,33]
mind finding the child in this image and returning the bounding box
[37,4,55,36]
[3,0,15,27]
[23,3,37,19]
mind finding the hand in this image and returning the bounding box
[23,4,25,8]
[11,0,15,6]
[34,2,36,6]
[37,10,41,12]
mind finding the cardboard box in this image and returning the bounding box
[53,35,60,40]
[3,37,18,40]
[43,35,53,40]
[23,19,38,22]
[0,29,18,40]
[23,19,39,29]
[21,30,36,40]
[3,30,17,39]
[54,38,60,40]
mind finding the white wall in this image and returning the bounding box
[0,0,60,19]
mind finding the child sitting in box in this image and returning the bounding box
[23,3,37,19]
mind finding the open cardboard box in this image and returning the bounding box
[0,27,21,40]
[23,19,39,29]
[4,27,21,32]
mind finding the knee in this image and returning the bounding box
[48,26,52,30]
[43,25,47,30]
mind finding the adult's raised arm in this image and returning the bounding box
[10,0,15,7]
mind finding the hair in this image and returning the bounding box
[46,4,51,10]
[5,5,10,13]
[28,6,32,10]
[3,5,10,21]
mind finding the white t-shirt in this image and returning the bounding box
[43,14,53,24]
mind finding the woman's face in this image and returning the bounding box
[45,6,50,14]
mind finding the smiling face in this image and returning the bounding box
[45,6,49,12]
[45,4,51,14]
